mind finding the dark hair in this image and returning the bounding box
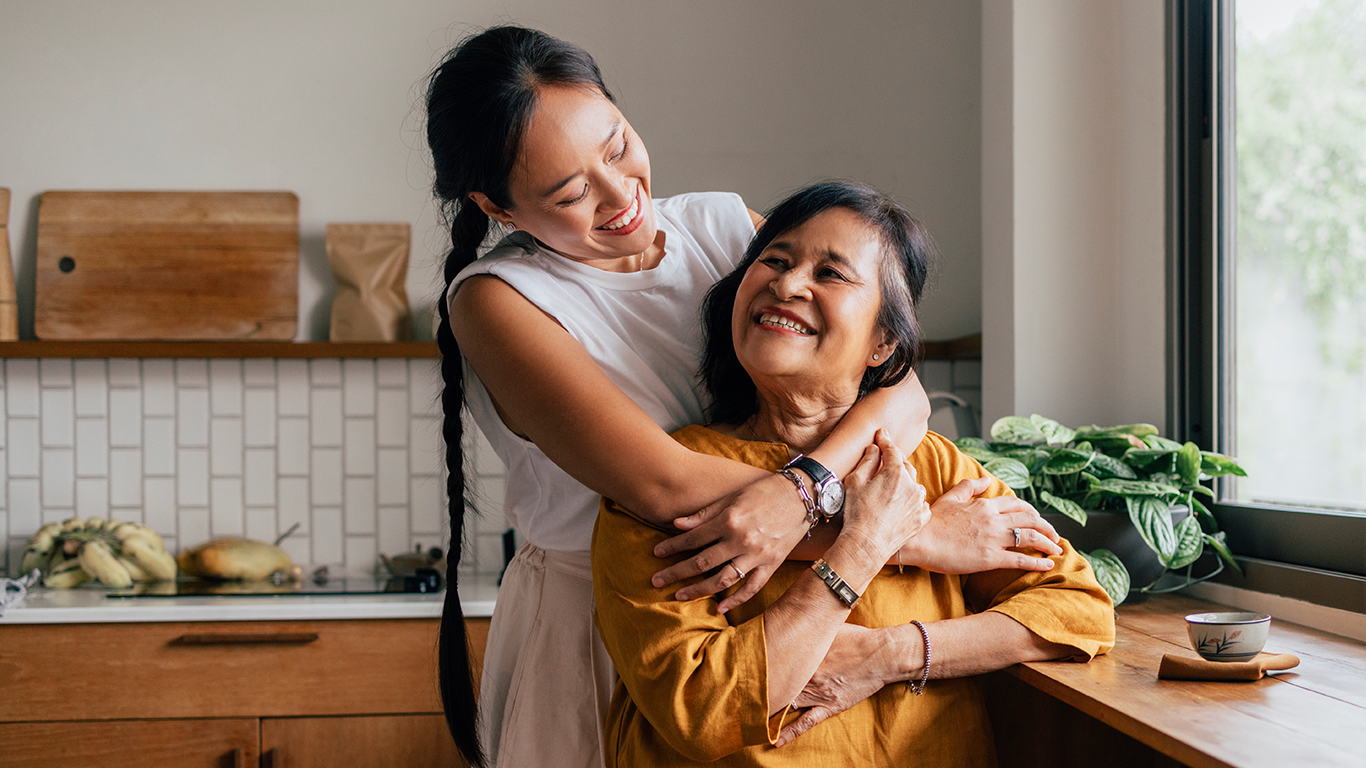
[425,25,612,767]
[700,181,933,426]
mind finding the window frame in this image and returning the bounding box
[1167,0,1366,613]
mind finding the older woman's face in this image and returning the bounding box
[732,208,892,391]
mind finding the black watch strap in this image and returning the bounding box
[785,455,834,487]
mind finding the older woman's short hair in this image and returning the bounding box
[700,180,935,426]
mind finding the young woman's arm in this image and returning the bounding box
[452,274,770,517]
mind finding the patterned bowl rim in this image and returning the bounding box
[1184,612,1271,626]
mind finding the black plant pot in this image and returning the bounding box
[1041,505,1189,591]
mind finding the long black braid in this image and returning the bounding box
[424,25,613,767]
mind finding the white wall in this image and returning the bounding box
[981,0,1167,430]
[0,0,984,343]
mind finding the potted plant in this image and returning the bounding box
[954,415,1247,606]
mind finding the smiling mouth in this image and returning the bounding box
[597,191,640,231]
[756,312,815,335]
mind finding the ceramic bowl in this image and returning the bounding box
[1184,612,1271,662]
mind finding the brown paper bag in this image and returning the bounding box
[0,188,17,341]
[326,223,412,342]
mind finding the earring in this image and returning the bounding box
[505,220,516,231]
[872,353,880,361]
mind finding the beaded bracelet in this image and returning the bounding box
[777,468,821,538]
[908,620,931,695]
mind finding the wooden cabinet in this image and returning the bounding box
[0,719,257,768]
[0,617,490,768]
[261,715,457,768]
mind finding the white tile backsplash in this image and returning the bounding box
[40,389,74,447]
[343,359,376,417]
[243,359,276,387]
[9,420,39,476]
[107,359,141,387]
[41,449,74,508]
[3,357,521,577]
[210,477,244,536]
[40,359,72,387]
[344,477,376,535]
[244,389,277,447]
[76,478,109,518]
[75,419,108,476]
[211,417,244,477]
[143,477,176,534]
[344,419,376,476]
[144,418,176,476]
[108,449,143,506]
[74,360,107,417]
[310,389,343,447]
[209,360,243,416]
[142,360,176,416]
[277,418,310,475]
[177,389,210,447]
[244,449,276,506]
[108,390,142,447]
[6,360,39,417]
[311,448,343,507]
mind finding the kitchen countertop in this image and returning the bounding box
[1,573,499,624]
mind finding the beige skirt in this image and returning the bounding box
[478,543,617,768]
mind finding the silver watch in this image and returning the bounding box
[785,455,845,519]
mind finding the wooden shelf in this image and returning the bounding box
[0,341,439,359]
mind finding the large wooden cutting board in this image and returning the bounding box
[35,191,299,340]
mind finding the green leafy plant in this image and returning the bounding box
[955,415,1248,606]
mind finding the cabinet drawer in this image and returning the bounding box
[0,618,488,722]
[0,718,256,768]
[262,714,461,768]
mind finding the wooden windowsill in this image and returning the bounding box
[1005,593,1366,768]
[0,340,439,359]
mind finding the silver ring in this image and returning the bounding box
[729,562,746,580]
[1012,528,1022,548]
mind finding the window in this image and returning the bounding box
[1171,0,1366,611]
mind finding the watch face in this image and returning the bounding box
[822,482,845,516]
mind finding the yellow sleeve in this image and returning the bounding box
[918,433,1117,660]
[591,498,784,761]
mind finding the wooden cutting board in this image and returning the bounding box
[35,191,299,340]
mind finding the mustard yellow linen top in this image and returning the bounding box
[592,427,1115,767]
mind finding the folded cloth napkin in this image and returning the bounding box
[1,570,41,618]
[1158,652,1300,681]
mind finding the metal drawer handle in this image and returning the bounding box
[173,632,320,645]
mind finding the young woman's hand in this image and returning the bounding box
[901,477,1063,574]
[650,472,811,613]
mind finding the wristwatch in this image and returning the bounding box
[785,455,845,520]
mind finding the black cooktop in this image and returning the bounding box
[106,570,443,598]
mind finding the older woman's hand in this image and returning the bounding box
[777,623,907,747]
[902,477,1063,574]
[838,430,930,563]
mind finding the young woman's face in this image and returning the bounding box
[491,85,656,269]
[732,208,894,394]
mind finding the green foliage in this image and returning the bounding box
[959,415,1248,605]
[1237,0,1366,368]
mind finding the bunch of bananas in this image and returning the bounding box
[18,517,178,589]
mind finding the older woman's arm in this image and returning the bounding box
[778,434,1116,745]
[593,432,927,760]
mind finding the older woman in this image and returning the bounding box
[592,182,1115,766]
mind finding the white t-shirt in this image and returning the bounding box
[449,191,755,551]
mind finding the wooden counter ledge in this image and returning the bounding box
[986,593,1366,768]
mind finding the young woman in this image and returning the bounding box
[424,26,1061,768]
